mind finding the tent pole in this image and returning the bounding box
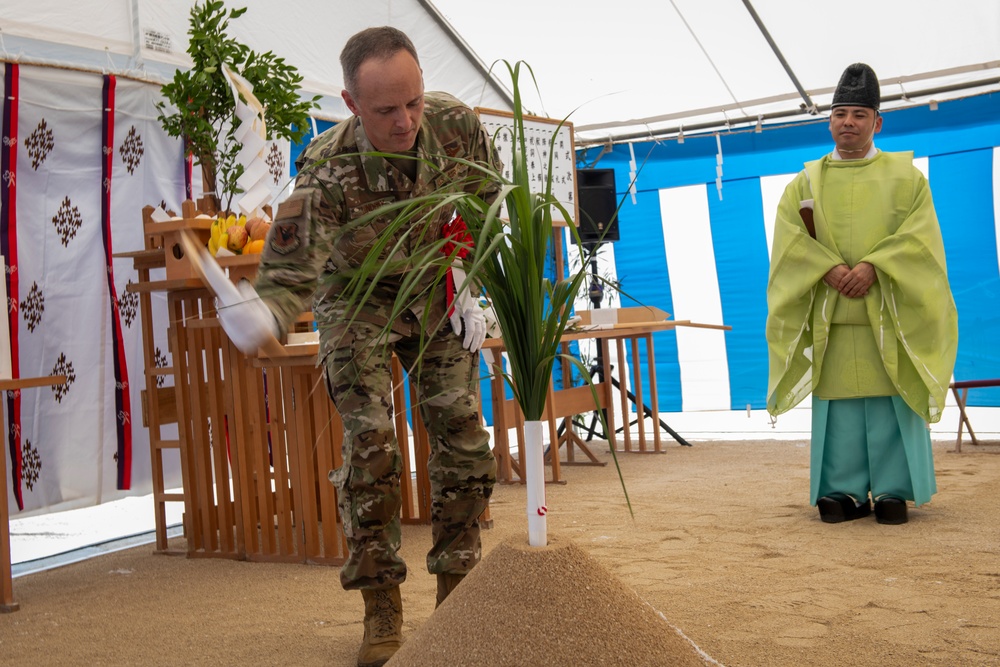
[575,73,1000,147]
[416,0,516,110]
[741,0,816,114]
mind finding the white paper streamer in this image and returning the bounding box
[222,66,271,216]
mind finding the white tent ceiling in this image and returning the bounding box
[0,0,513,118]
[1,0,998,145]
[434,0,1000,145]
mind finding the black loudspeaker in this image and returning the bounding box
[576,168,620,243]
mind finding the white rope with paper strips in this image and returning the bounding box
[222,65,273,216]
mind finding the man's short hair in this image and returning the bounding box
[341,26,420,97]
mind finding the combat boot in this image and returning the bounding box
[357,586,403,667]
[435,572,465,608]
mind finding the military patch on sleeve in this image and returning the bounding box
[270,221,302,255]
[275,198,304,220]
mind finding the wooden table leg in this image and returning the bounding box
[953,386,977,453]
[0,399,18,612]
[0,376,69,612]
[488,353,514,483]
[645,334,663,452]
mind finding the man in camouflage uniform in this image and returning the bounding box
[237,27,500,667]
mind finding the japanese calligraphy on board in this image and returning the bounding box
[475,108,577,226]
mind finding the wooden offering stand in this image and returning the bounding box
[123,199,351,565]
[121,199,445,569]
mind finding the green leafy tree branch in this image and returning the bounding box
[156,1,319,213]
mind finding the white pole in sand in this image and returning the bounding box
[524,420,547,546]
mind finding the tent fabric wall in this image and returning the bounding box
[434,0,1000,144]
[0,0,513,121]
[2,63,187,516]
[0,60,302,518]
[584,92,1000,412]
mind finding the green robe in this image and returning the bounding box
[766,150,958,423]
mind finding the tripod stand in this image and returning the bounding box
[557,242,692,450]
[566,358,691,447]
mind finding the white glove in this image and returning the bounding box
[216,279,280,355]
[449,265,486,353]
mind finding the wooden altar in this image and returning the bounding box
[121,203,438,567]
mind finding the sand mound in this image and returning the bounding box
[387,536,718,667]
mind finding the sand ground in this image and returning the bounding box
[2,438,999,666]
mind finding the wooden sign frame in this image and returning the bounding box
[475,108,578,227]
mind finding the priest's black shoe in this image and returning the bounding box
[874,496,908,525]
[817,493,872,523]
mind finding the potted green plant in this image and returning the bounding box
[156,0,318,214]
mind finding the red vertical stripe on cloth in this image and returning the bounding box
[1,64,24,509]
[102,75,132,489]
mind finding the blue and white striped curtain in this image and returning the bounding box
[587,92,1000,412]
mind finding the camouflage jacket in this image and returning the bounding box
[254,92,502,352]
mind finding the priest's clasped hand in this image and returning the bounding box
[838,261,876,298]
[824,261,875,298]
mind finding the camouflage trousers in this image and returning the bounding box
[323,320,496,591]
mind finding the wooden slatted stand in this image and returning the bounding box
[124,201,450,567]
[115,205,189,554]
[127,260,354,563]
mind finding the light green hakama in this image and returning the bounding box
[811,396,937,506]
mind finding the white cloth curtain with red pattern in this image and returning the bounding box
[1,64,188,517]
